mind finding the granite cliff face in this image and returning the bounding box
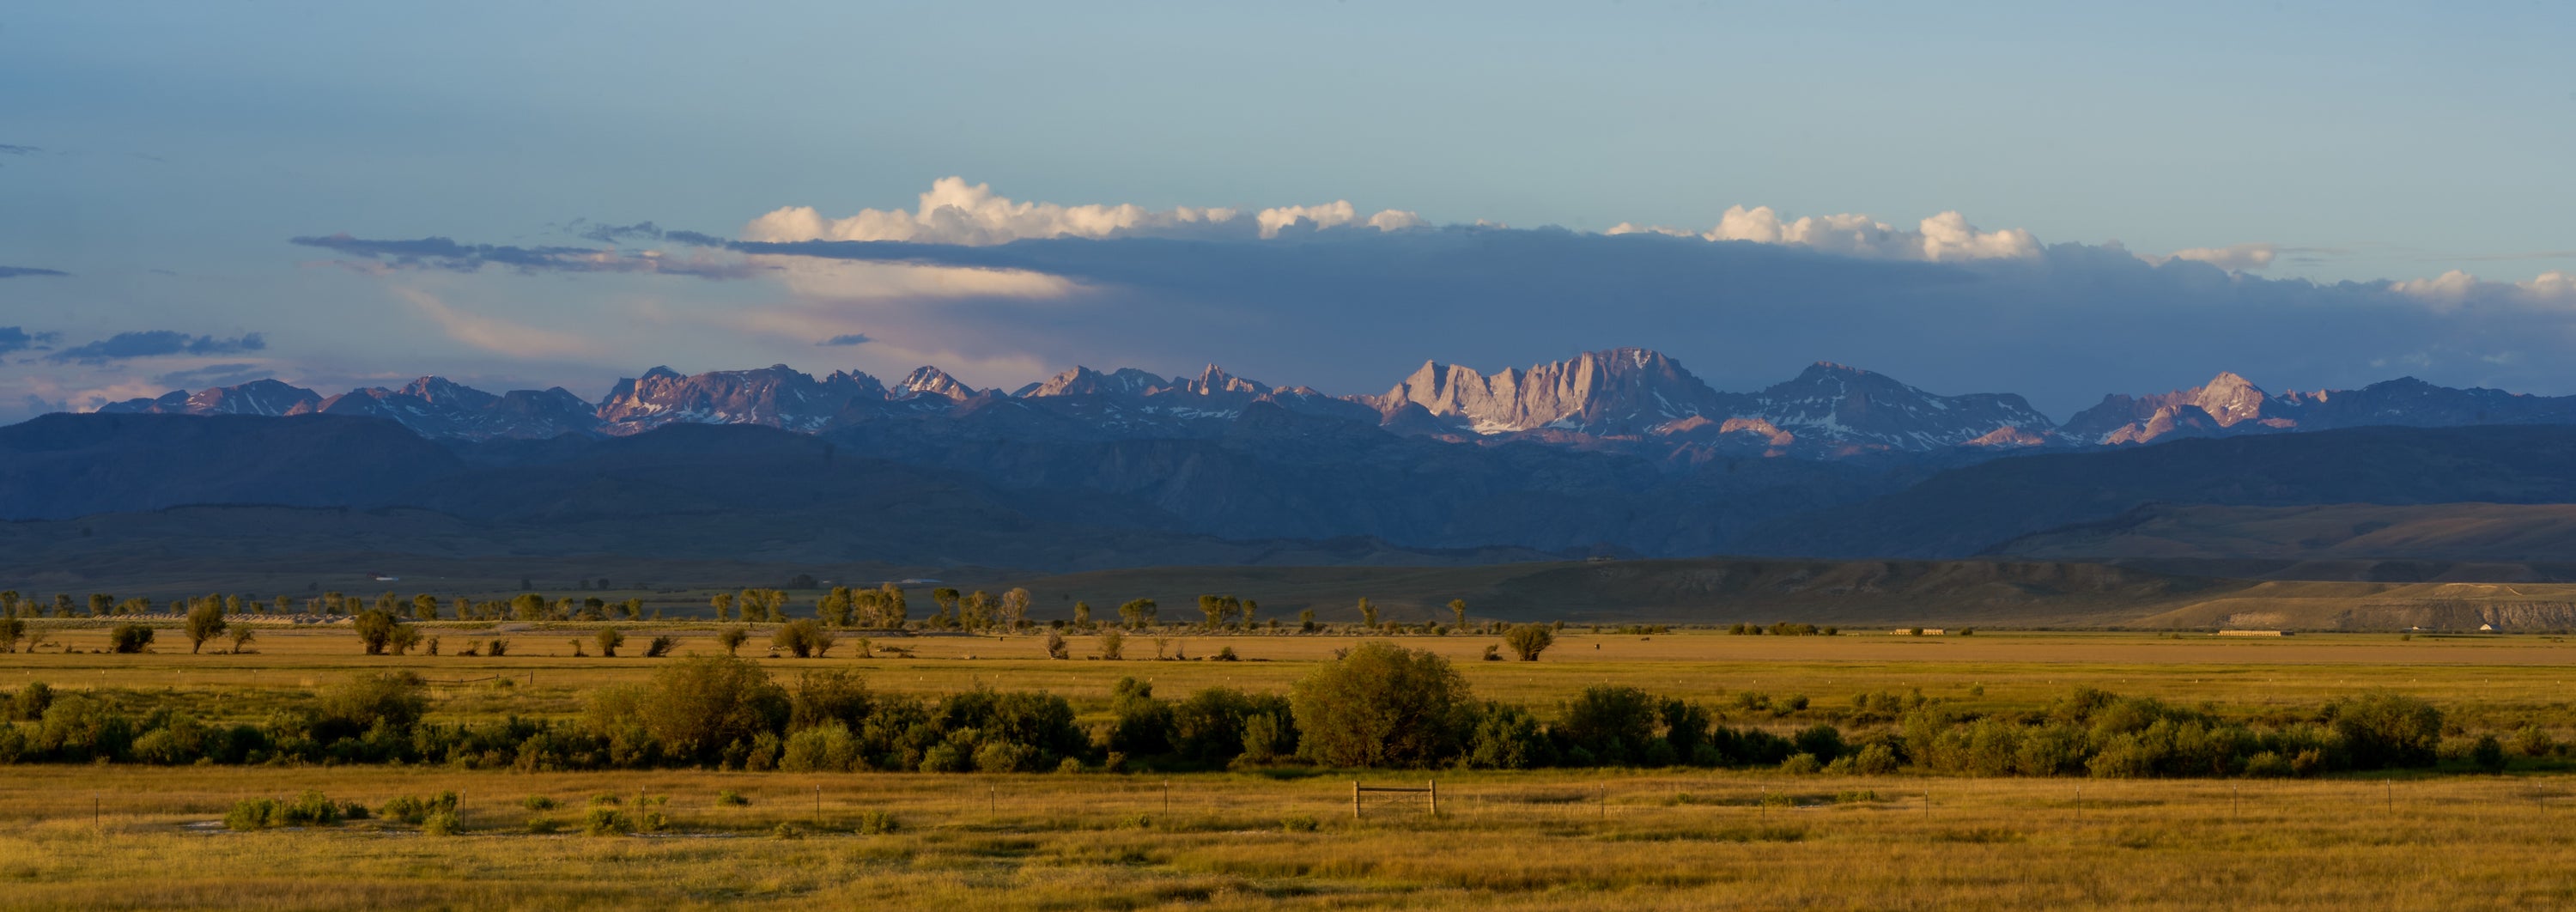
[1370,350,2052,459]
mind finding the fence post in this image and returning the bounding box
[1428,780,1437,818]
[1352,781,1361,819]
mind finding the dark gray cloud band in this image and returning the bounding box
[49,331,266,364]
[0,265,70,278]
[290,233,761,279]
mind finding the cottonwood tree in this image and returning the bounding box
[412,593,440,622]
[1505,624,1554,661]
[1000,587,1031,630]
[185,599,228,654]
[931,588,962,628]
[710,592,736,621]
[1289,642,1469,768]
[595,627,625,658]
[1118,599,1157,629]
[1449,599,1467,628]
[1072,601,1092,628]
[1357,598,1378,629]
[715,626,750,656]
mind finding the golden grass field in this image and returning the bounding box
[6,623,2576,909]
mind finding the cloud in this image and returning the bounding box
[2388,270,2576,308]
[0,144,35,155]
[0,265,70,278]
[573,220,669,244]
[2161,243,2279,271]
[817,333,872,347]
[0,326,58,356]
[48,331,265,364]
[1609,205,2040,262]
[152,362,273,388]
[393,288,606,359]
[290,233,759,279]
[741,176,1422,246]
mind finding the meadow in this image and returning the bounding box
[5,623,2576,909]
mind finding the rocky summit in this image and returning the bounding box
[85,348,2576,462]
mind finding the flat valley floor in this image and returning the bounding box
[4,626,2575,909]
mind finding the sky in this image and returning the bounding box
[3,1,2573,421]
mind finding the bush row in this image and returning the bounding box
[0,646,2524,777]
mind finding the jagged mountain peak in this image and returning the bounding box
[896,366,978,400]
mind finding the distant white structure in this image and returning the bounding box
[2480,623,2498,632]
[367,573,399,582]
[2218,629,2293,637]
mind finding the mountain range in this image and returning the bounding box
[92,349,2576,464]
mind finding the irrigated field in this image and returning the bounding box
[5,624,2576,909]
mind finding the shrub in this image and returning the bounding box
[1560,685,1660,766]
[583,806,627,836]
[317,671,428,740]
[378,792,460,825]
[0,616,21,654]
[2329,692,2443,769]
[1780,752,1824,775]
[1288,641,1469,768]
[644,635,677,658]
[1097,629,1125,660]
[773,620,835,658]
[10,681,51,721]
[227,790,347,828]
[1282,814,1321,832]
[487,639,510,657]
[975,740,1037,773]
[856,810,899,834]
[109,623,155,654]
[1044,631,1069,660]
[2471,734,2509,773]
[522,796,559,812]
[716,626,749,656]
[386,625,422,655]
[716,790,750,806]
[1212,646,1239,661]
[1504,625,1553,660]
[595,628,625,658]
[421,810,462,836]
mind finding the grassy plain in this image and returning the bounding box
[7,625,2576,909]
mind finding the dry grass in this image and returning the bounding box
[9,626,2576,908]
[3,765,2574,909]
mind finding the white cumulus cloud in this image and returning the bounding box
[1609,205,2039,261]
[744,177,1423,246]
[2161,243,2279,271]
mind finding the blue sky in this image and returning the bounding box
[3,2,2573,419]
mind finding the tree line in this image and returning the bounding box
[0,642,2523,778]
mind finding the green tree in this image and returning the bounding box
[818,587,854,627]
[411,593,440,622]
[1072,601,1092,628]
[878,584,908,628]
[1449,599,1467,628]
[710,592,735,621]
[931,588,962,628]
[715,626,750,656]
[587,655,788,765]
[1357,597,1378,629]
[0,616,22,654]
[510,593,547,622]
[354,609,399,654]
[88,593,112,617]
[1288,641,1469,768]
[1504,624,1554,661]
[960,591,995,630]
[1097,629,1126,660]
[1118,599,1157,629]
[595,627,625,658]
[228,626,258,654]
[185,599,228,654]
[1001,587,1032,630]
